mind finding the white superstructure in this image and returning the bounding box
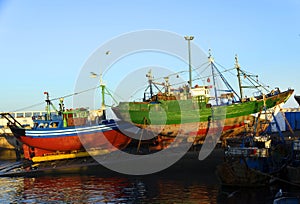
[0,111,56,134]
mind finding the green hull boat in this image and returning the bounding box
[112,54,293,145]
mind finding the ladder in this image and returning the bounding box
[0,113,23,128]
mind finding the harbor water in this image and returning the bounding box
[0,149,299,203]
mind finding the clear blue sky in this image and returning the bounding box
[0,0,299,112]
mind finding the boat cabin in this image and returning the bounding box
[32,108,90,130]
[220,92,234,105]
[190,85,210,97]
[33,114,63,130]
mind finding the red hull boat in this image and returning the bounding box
[9,120,132,152]
[1,92,132,160]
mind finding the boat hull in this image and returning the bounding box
[19,134,81,151]
[216,161,270,187]
[10,123,131,152]
[112,90,293,141]
[286,165,300,184]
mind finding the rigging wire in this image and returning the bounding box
[147,61,209,83]
[10,58,273,112]
[10,102,46,113]
[214,60,270,93]
[11,85,101,112]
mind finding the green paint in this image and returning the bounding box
[114,90,293,125]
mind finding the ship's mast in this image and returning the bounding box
[209,51,219,105]
[235,55,243,100]
[99,74,106,120]
[91,71,118,119]
[144,70,162,101]
[44,92,51,120]
[58,98,65,116]
[235,55,267,101]
[145,70,154,100]
[163,77,171,95]
[184,36,194,88]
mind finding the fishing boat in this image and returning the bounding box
[112,54,293,145]
[216,131,290,187]
[286,139,300,184]
[1,92,132,161]
[216,104,293,187]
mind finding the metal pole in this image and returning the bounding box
[235,55,243,100]
[44,92,51,120]
[100,74,106,120]
[210,56,219,106]
[184,36,194,88]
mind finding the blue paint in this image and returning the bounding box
[285,112,300,130]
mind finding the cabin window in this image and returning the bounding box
[49,122,58,128]
[25,112,32,117]
[38,123,44,128]
[32,112,40,117]
[16,113,24,118]
[38,123,49,128]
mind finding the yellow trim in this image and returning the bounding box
[32,149,110,162]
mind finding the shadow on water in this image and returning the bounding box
[0,148,223,203]
[1,173,296,203]
[218,184,300,204]
[0,174,221,203]
[0,148,299,203]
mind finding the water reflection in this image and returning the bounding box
[1,170,298,203]
[21,176,133,203]
[218,186,274,204]
[0,175,220,203]
[0,177,24,203]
